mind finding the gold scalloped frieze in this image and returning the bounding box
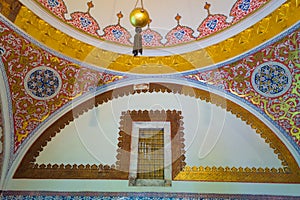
[10,0,300,73]
[13,7,94,62]
[174,166,298,182]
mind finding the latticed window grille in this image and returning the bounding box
[137,128,164,180]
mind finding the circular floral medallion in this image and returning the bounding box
[24,66,62,100]
[251,62,292,97]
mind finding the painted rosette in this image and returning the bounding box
[251,62,292,98]
[24,66,62,100]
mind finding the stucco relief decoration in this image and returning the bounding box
[34,0,270,47]
[0,21,124,152]
[184,29,300,145]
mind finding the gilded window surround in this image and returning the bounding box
[4,0,298,73]
[13,83,299,183]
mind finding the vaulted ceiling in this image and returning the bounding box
[0,0,299,199]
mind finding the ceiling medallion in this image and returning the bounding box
[24,66,62,100]
[251,61,292,98]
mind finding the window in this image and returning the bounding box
[129,122,172,186]
[137,128,164,180]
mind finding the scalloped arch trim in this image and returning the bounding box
[13,83,300,182]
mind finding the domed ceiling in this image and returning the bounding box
[0,0,299,199]
[14,0,297,73]
[22,0,274,49]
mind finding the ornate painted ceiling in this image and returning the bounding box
[0,0,299,199]
[22,0,274,49]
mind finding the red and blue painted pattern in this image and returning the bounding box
[34,0,271,47]
[66,12,101,38]
[197,14,231,39]
[37,0,67,20]
[165,25,195,46]
[184,28,300,146]
[142,28,163,47]
[101,24,132,45]
[230,0,269,23]
[0,21,124,152]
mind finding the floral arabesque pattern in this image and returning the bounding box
[37,0,67,20]
[0,22,124,152]
[25,67,62,100]
[67,12,101,38]
[164,25,195,46]
[101,24,132,45]
[251,62,292,97]
[141,28,163,47]
[185,29,300,146]
[230,0,269,23]
[197,14,231,39]
[34,0,270,47]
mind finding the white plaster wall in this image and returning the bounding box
[36,92,282,168]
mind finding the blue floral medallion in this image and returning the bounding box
[25,67,62,100]
[206,19,218,30]
[143,34,154,43]
[251,62,292,97]
[112,29,123,39]
[80,17,91,28]
[48,0,59,8]
[174,30,185,40]
[239,0,251,12]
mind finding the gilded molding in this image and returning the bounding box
[201,0,300,63]
[13,6,94,62]
[10,0,300,73]
[14,83,300,182]
[0,0,21,22]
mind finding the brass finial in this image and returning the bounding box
[204,2,211,16]
[117,11,123,24]
[175,13,181,25]
[87,1,94,13]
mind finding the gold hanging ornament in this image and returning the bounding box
[130,8,149,28]
[130,0,150,56]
